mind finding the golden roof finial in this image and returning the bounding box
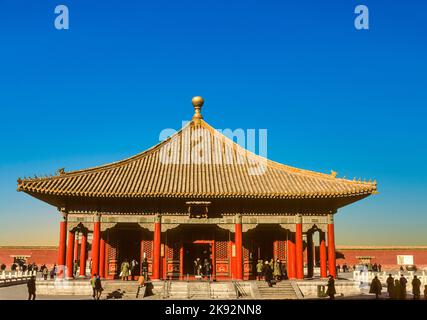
[331,170,337,178]
[192,96,204,121]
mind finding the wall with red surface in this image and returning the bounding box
[0,246,58,268]
[335,247,427,269]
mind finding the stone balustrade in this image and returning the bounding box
[0,270,37,287]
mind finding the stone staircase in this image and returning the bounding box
[256,281,299,299]
[210,282,237,299]
[167,281,188,299]
[188,281,210,299]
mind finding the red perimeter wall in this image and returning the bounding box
[0,247,58,268]
[1,246,427,271]
[335,247,427,269]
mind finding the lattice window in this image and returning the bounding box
[167,243,180,260]
[277,240,286,260]
[215,241,228,259]
[141,240,153,259]
[243,244,250,260]
[108,238,118,261]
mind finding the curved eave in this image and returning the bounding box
[17,185,376,200]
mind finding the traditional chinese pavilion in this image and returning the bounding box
[17,96,377,281]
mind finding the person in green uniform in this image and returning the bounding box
[273,259,282,281]
[256,260,263,281]
[120,259,130,281]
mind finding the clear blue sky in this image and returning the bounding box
[0,0,426,246]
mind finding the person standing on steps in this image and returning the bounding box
[256,260,263,281]
[130,259,139,280]
[94,274,103,300]
[90,273,97,299]
[273,259,282,282]
[120,259,130,281]
[326,275,336,299]
[262,261,273,287]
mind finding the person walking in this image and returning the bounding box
[369,275,382,299]
[90,274,97,299]
[256,260,263,281]
[263,261,273,287]
[42,266,49,280]
[50,264,56,279]
[412,275,421,300]
[326,275,336,299]
[399,274,408,299]
[94,274,103,300]
[27,276,36,300]
[130,259,139,280]
[386,274,394,298]
[424,285,427,300]
[280,262,288,280]
[120,259,130,281]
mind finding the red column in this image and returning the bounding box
[319,231,327,278]
[295,215,304,279]
[99,237,105,278]
[57,213,67,278]
[327,215,336,278]
[179,242,184,280]
[91,214,101,276]
[66,231,75,279]
[152,215,161,280]
[79,232,87,277]
[287,234,296,279]
[235,215,243,280]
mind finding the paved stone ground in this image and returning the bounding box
[0,284,92,300]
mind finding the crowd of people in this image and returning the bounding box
[335,262,382,273]
[368,274,427,299]
[119,258,149,281]
[3,258,427,300]
[193,257,212,279]
[255,259,288,287]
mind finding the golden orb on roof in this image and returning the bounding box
[192,96,204,120]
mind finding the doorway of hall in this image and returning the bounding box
[117,228,141,280]
[182,240,215,280]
